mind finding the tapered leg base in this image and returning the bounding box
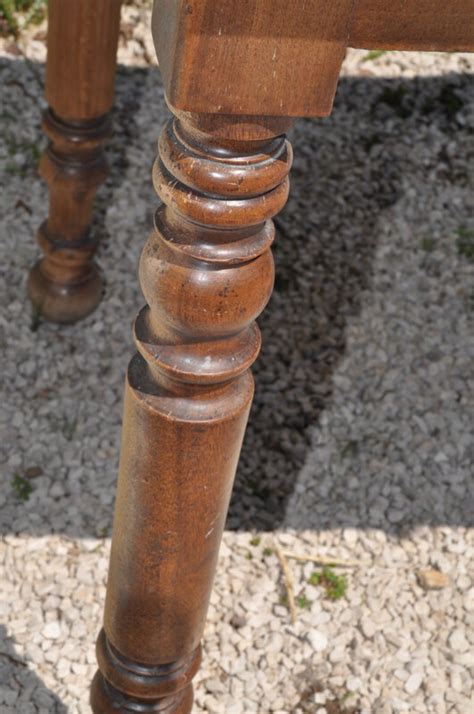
[27,259,103,324]
[90,672,194,714]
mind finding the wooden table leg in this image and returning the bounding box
[85,0,474,709]
[89,0,351,708]
[90,106,293,711]
[27,0,122,324]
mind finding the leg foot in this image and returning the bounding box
[91,673,194,713]
[27,258,103,325]
[31,0,121,323]
[90,630,198,713]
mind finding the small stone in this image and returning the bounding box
[205,678,226,695]
[450,670,463,692]
[267,632,284,653]
[42,621,61,640]
[329,645,345,663]
[343,529,358,546]
[314,692,328,704]
[203,695,222,713]
[449,629,469,652]
[25,466,43,479]
[404,673,423,695]
[360,617,376,638]
[417,568,450,590]
[347,676,362,692]
[230,614,247,629]
[308,630,328,652]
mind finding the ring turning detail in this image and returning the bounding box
[90,109,293,713]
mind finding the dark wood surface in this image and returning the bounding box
[153,0,474,118]
[90,100,293,711]
[27,0,121,324]
[153,0,353,117]
[45,0,123,120]
[351,0,474,52]
[19,0,470,710]
[91,0,474,711]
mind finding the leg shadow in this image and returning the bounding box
[0,624,67,713]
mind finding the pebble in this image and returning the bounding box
[449,629,469,652]
[360,617,376,639]
[417,568,450,590]
[308,631,329,652]
[347,676,362,692]
[404,672,423,695]
[42,622,61,640]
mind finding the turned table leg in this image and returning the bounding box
[90,108,293,711]
[27,0,122,324]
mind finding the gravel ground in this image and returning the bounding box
[1,8,473,714]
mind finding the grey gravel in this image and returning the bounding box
[1,9,474,714]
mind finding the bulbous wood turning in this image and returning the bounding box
[28,0,121,324]
[138,117,291,386]
[28,109,111,323]
[91,112,292,713]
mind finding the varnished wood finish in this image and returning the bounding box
[90,107,293,712]
[153,0,474,119]
[153,0,353,117]
[90,0,474,710]
[28,111,111,324]
[45,0,122,121]
[351,0,474,52]
[27,0,122,324]
[29,0,473,321]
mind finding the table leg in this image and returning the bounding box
[27,0,122,324]
[90,108,293,711]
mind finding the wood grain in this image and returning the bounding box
[91,0,473,710]
[350,0,474,52]
[28,0,122,323]
[153,0,353,117]
[153,0,474,119]
[90,107,293,712]
[46,0,122,120]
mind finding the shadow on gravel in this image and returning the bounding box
[0,624,67,713]
[231,69,474,532]
[1,56,473,538]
